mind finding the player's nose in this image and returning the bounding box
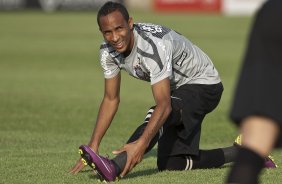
[112,32,119,42]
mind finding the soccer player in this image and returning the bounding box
[69,1,275,182]
[226,0,282,183]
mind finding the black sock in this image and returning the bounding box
[226,147,264,184]
[112,152,127,175]
[222,145,239,163]
[191,146,238,169]
[111,130,159,176]
[192,149,225,169]
[157,149,225,171]
[157,155,188,171]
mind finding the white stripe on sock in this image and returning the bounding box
[185,156,189,170]
[185,156,193,170]
[188,156,193,170]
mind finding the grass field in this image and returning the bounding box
[0,11,281,184]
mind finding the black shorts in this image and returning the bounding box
[229,0,282,146]
[157,82,223,158]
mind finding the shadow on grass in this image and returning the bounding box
[87,168,159,181]
[125,168,158,179]
[124,164,230,180]
[86,165,231,181]
[80,169,94,173]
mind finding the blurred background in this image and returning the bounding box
[0,0,265,15]
[3,0,280,184]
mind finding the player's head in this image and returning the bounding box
[97,1,129,26]
[97,1,134,55]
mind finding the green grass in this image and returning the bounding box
[0,11,281,184]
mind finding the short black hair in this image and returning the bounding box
[97,1,129,26]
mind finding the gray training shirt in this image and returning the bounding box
[99,23,221,90]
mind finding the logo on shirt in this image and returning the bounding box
[133,57,150,81]
[175,52,187,67]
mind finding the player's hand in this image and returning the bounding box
[112,139,147,178]
[69,158,85,175]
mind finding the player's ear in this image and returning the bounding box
[128,17,133,30]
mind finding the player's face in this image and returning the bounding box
[99,10,134,56]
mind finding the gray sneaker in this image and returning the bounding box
[79,145,118,182]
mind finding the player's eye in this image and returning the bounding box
[103,31,111,36]
[116,27,123,31]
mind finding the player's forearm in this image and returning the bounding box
[139,104,171,146]
[88,97,120,151]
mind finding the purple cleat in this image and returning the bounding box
[78,145,118,182]
[264,156,278,169]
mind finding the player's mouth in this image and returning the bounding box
[113,41,124,50]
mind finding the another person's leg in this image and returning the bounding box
[241,116,279,157]
[226,0,282,183]
[226,116,279,184]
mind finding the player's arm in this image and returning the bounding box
[139,77,171,147]
[116,77,171,177]
[88,72,121,152]
[69,73,121,175]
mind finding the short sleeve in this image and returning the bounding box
[99,49,120,79]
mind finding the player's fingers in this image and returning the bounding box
[69,162,80,173]
[69,160,84,174]
[120,160,131,177]
[69,165,78,174]
[112,148,125,155]
[128,164,135,173]
[69,165,79,174]
[73,164,84,175]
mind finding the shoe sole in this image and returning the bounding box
[79,146,110,182]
